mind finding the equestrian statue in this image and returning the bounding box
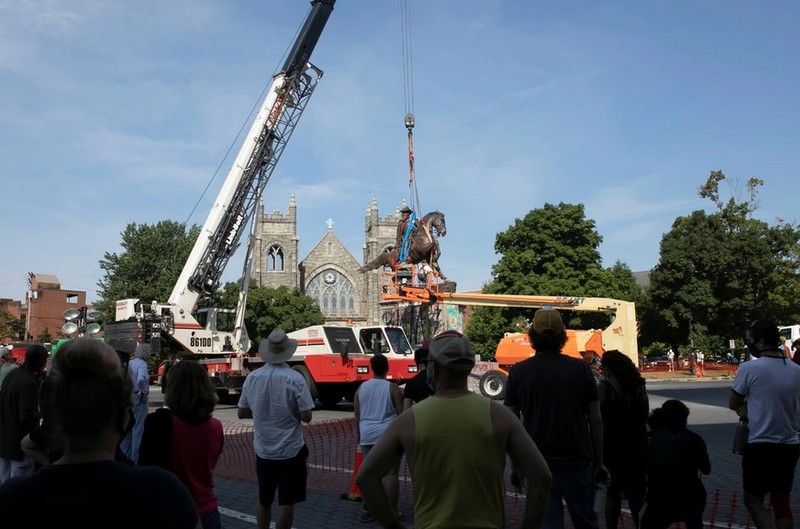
[359,209,447,279]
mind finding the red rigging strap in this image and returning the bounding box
[406,115,421,212]
[407,126,415,186]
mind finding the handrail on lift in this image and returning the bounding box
[379,265,441,304]
[379,268,593,310]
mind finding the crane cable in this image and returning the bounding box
[401,0,421,214]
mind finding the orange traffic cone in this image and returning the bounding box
[341,445,364,501]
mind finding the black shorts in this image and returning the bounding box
[256,445,309,506]
[742,442,800,496]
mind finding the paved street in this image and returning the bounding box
[184,378,796,528]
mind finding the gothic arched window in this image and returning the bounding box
[306,269,356,317]
[267,245,284,271]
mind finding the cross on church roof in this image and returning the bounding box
[325,218,334,230]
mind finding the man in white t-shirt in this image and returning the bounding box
[696,351,705,376]
[729,320,800,529]
[666,348,675,372]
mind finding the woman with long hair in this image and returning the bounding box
[599,350,649,528]
[140,361,224,529]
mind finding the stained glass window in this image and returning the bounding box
[306,269,356,316]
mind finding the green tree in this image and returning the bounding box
[205,281,242,310]
[465,203,641,356]
[36,328,52,343]
[95,221,200,319]
[242,285,325,351]
[0,310,25,341]
[490,203,606,296]
[643,171,800,353]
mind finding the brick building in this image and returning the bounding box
[23,273,87,341]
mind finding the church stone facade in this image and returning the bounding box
[253,196,403,326]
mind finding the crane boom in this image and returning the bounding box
[170,0,335,310]
[107,1,336,383]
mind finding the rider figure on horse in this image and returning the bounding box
[396,205,416,263]
[360,208,445,280]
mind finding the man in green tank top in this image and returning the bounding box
[356,330,552,529]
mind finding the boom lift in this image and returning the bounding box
[377,269,639,400]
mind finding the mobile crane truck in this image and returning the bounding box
[104,1,417,403]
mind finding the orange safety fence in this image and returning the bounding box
[641,362,740,379]
[217,418,773,529]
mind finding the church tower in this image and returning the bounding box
[362,197,406,325]
[252,195,300,289]
[252,195,420,327]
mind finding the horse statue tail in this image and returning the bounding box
[360,248,399,273]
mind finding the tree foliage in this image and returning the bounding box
[642,171,800,353]
[240,285,325,350]
[206,281,325,349]
[95,220,324,352]
[465,203,641,357]
[36,328,52,343]
[95,221,200,319]
[0,310,25,341]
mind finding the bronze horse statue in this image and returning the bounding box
[359,211,447,279]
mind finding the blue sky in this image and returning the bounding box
[1,1,798,303]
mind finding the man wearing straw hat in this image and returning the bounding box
[239,328,315,529]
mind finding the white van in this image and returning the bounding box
[778,325,799,353]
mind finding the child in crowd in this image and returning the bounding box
[641,399,711,529]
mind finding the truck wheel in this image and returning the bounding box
[479,370,507,400]
[292,365,318,402]
[317,386,343,408]
[216,389,239,405]
[343,383,359,403]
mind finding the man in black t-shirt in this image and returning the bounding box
[403,341,434,411]
[504,308,607,529]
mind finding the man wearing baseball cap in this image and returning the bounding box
[357,330,552,529]
[0,347,18,391]
[504,308,608,529]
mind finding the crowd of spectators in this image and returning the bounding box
[0,316,797,529]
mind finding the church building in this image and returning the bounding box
[251,195,407,327]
